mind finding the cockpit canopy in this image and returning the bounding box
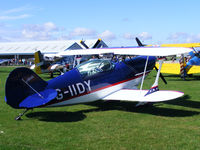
[77,59,114,77]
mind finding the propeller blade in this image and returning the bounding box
[92,39,101,48]
[154,66,167,84]
[135,37,146,47]
[80,39,101,49]
[80,40,89,49]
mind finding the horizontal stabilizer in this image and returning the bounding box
[19,89,57,108]
[103,89,184,102]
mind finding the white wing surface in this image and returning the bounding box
[102,89,184,102]
[58,47,192,57]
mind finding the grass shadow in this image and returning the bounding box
[164,95,200,109]
[26,111,86,122]
[26,96,200,122]
[86,99,199,117]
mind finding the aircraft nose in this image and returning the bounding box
[147,56,157,68]
[149,56,157,62]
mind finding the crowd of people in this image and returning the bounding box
[0,58,34,66]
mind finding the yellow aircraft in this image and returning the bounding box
[149,43,200,48]
[136,37,200,48]
[136,37,200,79]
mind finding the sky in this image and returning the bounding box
[0,0,200,47]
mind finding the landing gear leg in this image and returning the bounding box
[15,109,29,120]
[50,72,54,78]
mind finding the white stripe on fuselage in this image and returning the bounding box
[47,75,144,107]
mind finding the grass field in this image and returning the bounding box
[1,66,200,150]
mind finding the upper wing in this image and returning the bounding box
[161,43,200,48]
[58,47,193,57]
[102,89,184,102]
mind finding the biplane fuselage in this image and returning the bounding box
[46,56,156,107]
[5,56,156,109]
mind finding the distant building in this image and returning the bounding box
[0,39,108,59]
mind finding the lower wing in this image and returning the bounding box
[103,89,184,102]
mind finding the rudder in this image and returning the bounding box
[34,51,44,74]
[5,67,50,108]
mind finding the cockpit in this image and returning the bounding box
[76,59,115,77]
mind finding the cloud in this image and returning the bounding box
[123,33,135,40]
[0,36,8,42]
[167,32,200,43]
[21,22,60,40]
[186,34,200,43]
[99,30,116,40]
[122,18,130,22]
[123,32,152,41]
[0,23,116,43]
[0,14,31,20]
[3,6,32,14]
[22,22,59,32]
[138,32,152,40]
[0,5,32,21]
[43,22,59,31]
[69,27,97,37]
[167,32,188,41]
[0,22,20,42]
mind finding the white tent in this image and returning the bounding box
[0,39,108,56]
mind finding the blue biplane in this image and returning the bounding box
[5,47,192,120]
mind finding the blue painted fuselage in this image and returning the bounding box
[5,56,156,109]
[44,56,156,107]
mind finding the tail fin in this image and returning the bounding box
[34,51,45,74]
[5,67,57,109]
[34,51,51,74]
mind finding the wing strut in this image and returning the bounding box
[144,58,165,96]
[152,58,164,88]
[140,56,149,90]
[136,58,164,107]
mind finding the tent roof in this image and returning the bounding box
[0,39,107,55]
